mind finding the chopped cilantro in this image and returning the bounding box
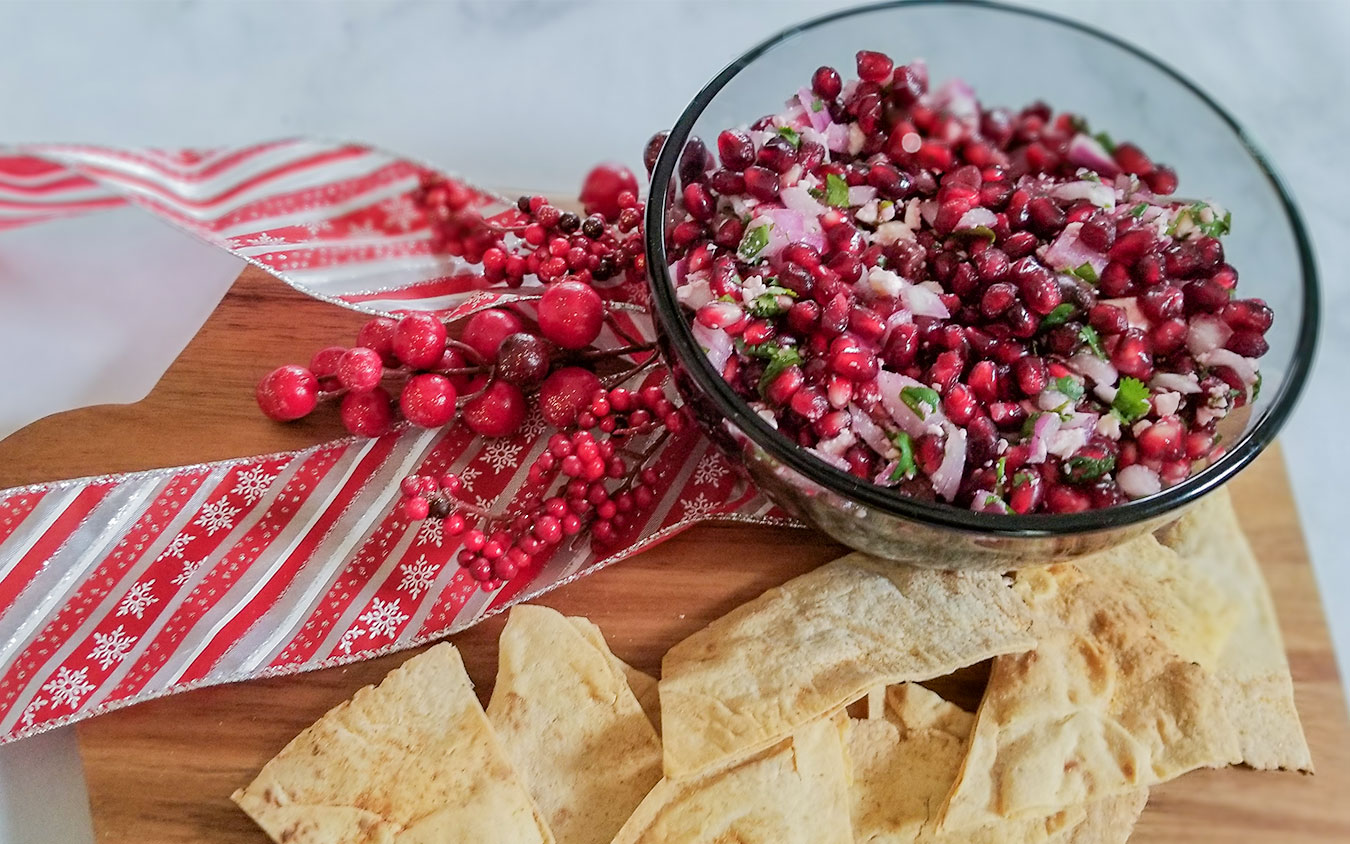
[1068,115,1089,134]
[752,344,804,397]
[1041,303,1076,328]
[1252,371,1262,401]
[1198,209,1232,238]
[953,225,997,242]
[746,294,788,318]
[900,385,941,419]
[1052,375,1084,400]
[982,494,1011,513]
[1063,451,1116,483]
[888,431,916,481]
[737,223,771,262]
[1111,376,1152,423]
[1071,262,1099,284]
[1082,169,1103,184]
[811,98,824,112]
[825,173,850,208]
[1012,470,1037,489]
[1093,130,1116,153]
[1130,202,1149,219]
[807,187,825,201]
[994,456,1009,497]
[1078,325,1106,357]
[776,125,801,149]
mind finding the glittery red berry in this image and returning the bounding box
[580,162,638,222]
[308,346,346,391]
[538,280,604,349]
[537,366,602,427]
[256,364,318,421]
[461,309,524,361]
[336,347,384,392]
[340,387,395,436]
[356,317,399,365]
[399,373,457,428]
[392,313,447,369]
[462,380,528,437]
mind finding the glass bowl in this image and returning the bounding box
[644,0,1319,569]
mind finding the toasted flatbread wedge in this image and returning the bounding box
[1155,488,1313,771]
[660,553,1035,778]
[567,616,661,733]
[611,715,852,844]
[488,606,662,844]
[939,541,1240,831]
[232,643,553,844]
[849,684,1146,844]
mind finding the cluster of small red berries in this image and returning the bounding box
[258,164,699,592]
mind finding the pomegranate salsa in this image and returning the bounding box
[663,51,1270,514]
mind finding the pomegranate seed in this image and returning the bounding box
[855,50,894,83]
[1008,470,1044,514]
[765,365,805,404]
[882,323,919,369]
[709,168,746,195]
[967,360,998,403]
[943,384,978,425]
[1027,197,1067,236]
[1014,356,1048,396]
[812,65,842,99]
[829,334,879,381]
[716,129,755,171]
[814,409,850,438]
[757,135,798,173]
[677,137,710,186]
[827,375,854,409]
[1150,319,1188,355]
[1184,278,1230,314]
[791,387,829,421]
[1079,215,1116,251]
[683,183,714,221]
[927,351,964,393]
[1211,264,1239,290]
[1132,253,1165,287]
[713,216,745,249]
[988,401,1027,431]
[1108,229,1156,267]
[1045,485,1091,513]
[1001,230,1038,259]
[743,166,780,201]
[890,63,927,106]
[915,434,944,475]
[1186,429,1215,460]
[1098,262,1133,298]
[1196,237,1225,271]
[1140,284,1183,321]
[821,292,851,335]
[1221,298,1274,333]
[973,247,1010,282]
[1137,416,1185,460]
[1226,330,1269,358]
[1143,165,1178,194]
[1163,243,1202,278]
[1014,260,1062,315]
[1112,142,1154,175]
[1111,328,1155,379]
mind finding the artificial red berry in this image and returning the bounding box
[538,280,605,350]
[308,346,346,391]
[399,373,457,428]
[537,366,603,427]
[392,313,447,369]
[336,347,384,392]
[495,332,552,385]
[461,308,525,362]
[580,162,639,222]
[402,496,429,520]
[256,364,318,421]
[462,380,528,437]
[355,317,398,365]
[339,387,395,436]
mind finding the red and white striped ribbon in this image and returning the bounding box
[0,141,790,743]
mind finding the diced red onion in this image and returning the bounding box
[692,321,732,374]
[816,429,857,458]
[1048,427,1088,459]
[877,370,945,437]
[824,122,850,153]
[1070,351,1118,386]
[901,282,950,318]
[676,275,713,310]
[850,404,894,457]
[807,447,850,472]
[1118,464,1162,498]
[1096,413,1122,440]
[1199,348,1259,393]
[1027,411,1061,463]
[1063,410,1100,431]
[798,87,831,133]
[780,184,827,218]
[919,199,938,225]
[1102,296,1148,329]
[1151,372,1201,394]
[754,207,825,258]
[1042,222,1107,274]
[955,206,997,232]
[930,79,979,125]
[1152,391,1182,417]
[1065,133,1121,177]
[848,185,878,206]
[1037,390,1070,411]
[931,423,967,502]
[1187,315,1233,356]
[970,491,1011,514]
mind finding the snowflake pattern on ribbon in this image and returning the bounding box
[88,627,137,671]
[116,581,158,620]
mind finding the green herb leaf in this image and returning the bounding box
[1252,371,1262,401]
[1053,375,1085,400]
[776,125,801,149]
[900,385,941,419]
[1071,262,1099,285]
[1079,325,1106,358]
[1063,451,1116,483]
[1198,209,1232,238]
[994,455,1009,497]
[754,344,804,397]
[953,225,997,242]
[1041,303,1076,328]
[825,173,850,208]
[888,431,916,481]
[746,293,788,318]
[737,223,771,263]
[982,493,1012,513]
[811,98,824,112]
[1068,115,1089,134]
[1130,202,1149,219]
[1111,376,1152,423]
[807,187,825,201]
[1093,131,1116,154]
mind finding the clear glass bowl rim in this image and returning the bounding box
[644,0,1320,537]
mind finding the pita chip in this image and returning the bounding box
[939,549,1240,831]
[487,606,662,844]
[659,553,1035,778]
[232,643,553,844]
[849,684,1146,844]
[1155,487,1313,771]
[611,715,852,844]
[567,616,661,733]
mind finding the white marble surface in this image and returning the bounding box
[0,1,1346,842]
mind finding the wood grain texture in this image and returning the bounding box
[0,267,1345,842]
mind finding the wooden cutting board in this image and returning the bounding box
[2,267,1347,842]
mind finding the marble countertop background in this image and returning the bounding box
[0,1,1346,842]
